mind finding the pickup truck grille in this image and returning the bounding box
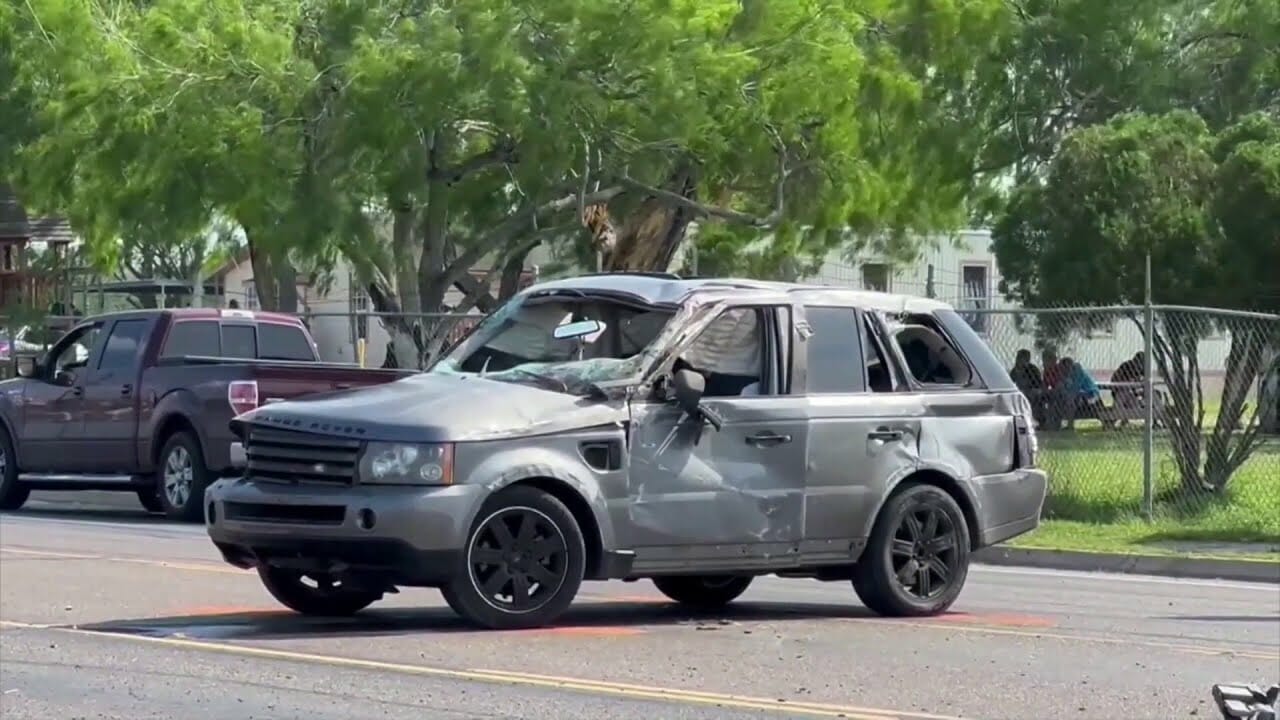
[245,427,360,485]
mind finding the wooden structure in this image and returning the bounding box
[0,184,74,314]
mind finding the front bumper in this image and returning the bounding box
[971,467,1049,547]
[205,477,488,586]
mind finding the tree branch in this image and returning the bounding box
[427,136,518,184]
[616,148,790,229]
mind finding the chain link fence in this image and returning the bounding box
[5,296,1278,541]
[970,305,1279,534]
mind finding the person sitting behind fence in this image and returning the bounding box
[1010,349,1046,423]
[1110,351,1146,408]
[1059,357,1102,429]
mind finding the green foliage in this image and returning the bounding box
[5,0,1011,323]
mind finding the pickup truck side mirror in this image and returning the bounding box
[15,355,38,379]
[53,369,76,387]
[672,368,723,431]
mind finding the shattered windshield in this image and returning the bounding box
[431,293,686,395]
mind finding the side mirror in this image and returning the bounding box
[672,368,705,414]
[15,355,38,378]
[672,368,723,431]
[54,369,76,387]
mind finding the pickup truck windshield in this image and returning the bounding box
[432,295,680,394]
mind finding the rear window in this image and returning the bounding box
[221,324,257,359]
[257,323,315,361]
[161,321,220,358]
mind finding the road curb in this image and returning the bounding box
[975,546,1280,584]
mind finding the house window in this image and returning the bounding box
[241,280,259,310]
[960,263,991,334]
[861,263,890,292]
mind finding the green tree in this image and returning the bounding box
[992,111,1280,492]
[7,0,1013,366]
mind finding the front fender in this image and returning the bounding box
[458,442,620,554]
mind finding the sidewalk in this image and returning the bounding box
[976,544,1280,583]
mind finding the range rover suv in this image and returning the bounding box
[205,274,1047,629]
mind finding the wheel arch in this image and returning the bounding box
[0,412,16,469]
[153,413,205,467]
[500,476,607,580]
[873,468,981,552]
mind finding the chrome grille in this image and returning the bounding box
[245,427,360,484]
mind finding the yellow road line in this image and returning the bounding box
[0,620,951,720]
[846,617,1280,662]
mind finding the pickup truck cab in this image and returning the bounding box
[0,308,410,519]
[207,275,1048,629]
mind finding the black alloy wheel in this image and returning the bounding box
[652,575,754,609]
[257,566,383,616]
[852,483,971,617]
[442,485,586,630]
[0,429,29,511]
[890,504,960,601]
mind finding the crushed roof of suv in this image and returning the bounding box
[529,273,953,314]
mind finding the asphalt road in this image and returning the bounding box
[1,491,1277,720]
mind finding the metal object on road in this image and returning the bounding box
[1213,683,1280,720]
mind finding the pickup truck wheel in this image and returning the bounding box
[257,567,382,616]
[136,488,164,514]
[652,575,753,609]
[156,432,211,522]
[852,483,970,617]
[441,486,586,630]
[0,430,29,511]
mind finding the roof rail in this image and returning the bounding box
[575,271,683,280]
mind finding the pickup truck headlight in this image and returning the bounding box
[360,442,454,485]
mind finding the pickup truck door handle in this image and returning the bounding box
[71,386,84,398]
[868,427,904,442]
[746,431,792,447]
[334,383,352,390]
[120,384,133,396]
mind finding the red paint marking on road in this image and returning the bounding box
[170,606,286,618]
[919,612,1055,628]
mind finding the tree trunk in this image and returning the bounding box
[605,166,698,272]
[1202,323,1266,488]
[273,254,298,313]
[246,233,279,311]
[1151,318,1206,494]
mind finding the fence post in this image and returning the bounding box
[1142,254,1155,520]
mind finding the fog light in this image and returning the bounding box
[356,508,377,531]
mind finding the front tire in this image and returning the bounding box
[257,566,382,616]
[0,429,29,511]
[136,488,164,513]
[852,483,971,617]
[442,485,586,630]
[156,431,211,522]
[653,575,753,609]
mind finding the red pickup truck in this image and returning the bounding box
[0,308,412,520]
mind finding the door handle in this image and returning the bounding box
[746,432,792,447]
[121,384,133,396]
[868,427,904,442]
[71,386,84,397]
[334,383,352,390]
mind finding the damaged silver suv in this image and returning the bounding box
[206,274,1047,629]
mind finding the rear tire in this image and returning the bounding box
[136,488,164,513]
[156,431,211,522]
[852,483,971,617]
[653,575,753,609]
[442,485,586,630]
[258,566,382,616]
[0,429,28,511]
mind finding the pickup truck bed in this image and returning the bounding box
[0,308,413,520]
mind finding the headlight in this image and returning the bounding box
[359,442,454,485]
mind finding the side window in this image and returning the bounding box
[161,320,220,358]
[50,324,102,375]
[97,320,149,371]
[221,324,257,359]
[257,323,316,361]
[893,315,975,387]
[803,306,865,394]
[679,308,766,397]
